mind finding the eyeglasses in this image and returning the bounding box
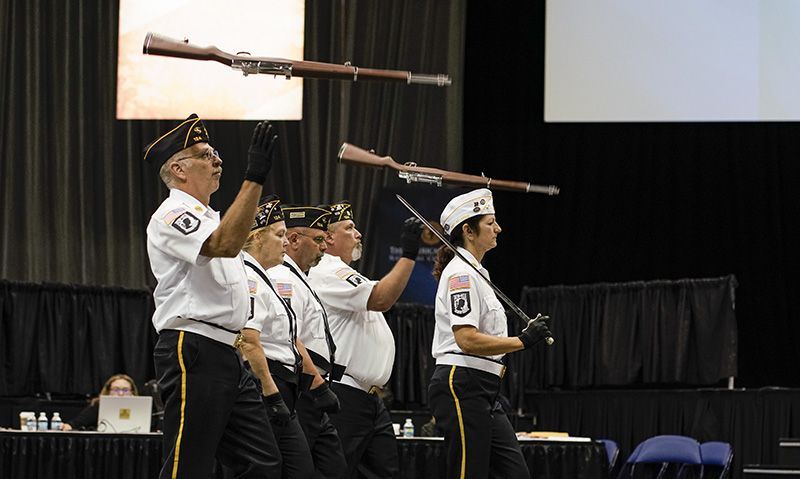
[109,387,132,394]
[296,232,328,245]
[175,149,220,162]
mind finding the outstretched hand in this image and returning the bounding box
[400,217,424,260]
[245,121,278,184]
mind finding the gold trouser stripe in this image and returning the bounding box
[172,331,188,479]
[449,365,467,479]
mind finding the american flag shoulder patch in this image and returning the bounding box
[162,207,186,225]
[448,274,471,291]
[276,282,293,297]
[248,279,258,294]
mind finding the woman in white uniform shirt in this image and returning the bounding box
[429,188,552,479]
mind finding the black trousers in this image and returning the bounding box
[328,382,399,479]
[428,365,529,479]
[272,374,315,479]
[154,330,282,479]
[295,391,347,479]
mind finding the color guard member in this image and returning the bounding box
[239,195,316,479]
[270,204,347,478]
[428,188,552,479]
[145,115,282,478]
[307,201,422,478]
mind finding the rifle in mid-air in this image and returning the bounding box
[338,142,560,195]
[143,33,451,87]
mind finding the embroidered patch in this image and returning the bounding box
[248,279,258,295]
[335,268,355,279]
[448,274,471,291]
[450,291,471,317]
[345,273,367,287]
[276,283,293,297]
[162,207,186,225]
[171,211,201,235]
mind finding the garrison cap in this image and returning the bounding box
[252,195,284,231]
[440,188,495,235]
[142,113,210,165]
[282,205,332,230]
[329,201,354,223]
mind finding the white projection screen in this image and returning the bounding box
[117,0,304,120]
[545,0,800,122]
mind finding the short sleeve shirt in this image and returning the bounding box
[147,189,250,341]
[268,255,332,362]
[307,253,395,386]
[242,252,298,366]
[432,247,509,362]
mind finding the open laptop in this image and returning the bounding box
[97,396,153,433]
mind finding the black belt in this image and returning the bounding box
[268,358,299,385]
[184,317,239,334]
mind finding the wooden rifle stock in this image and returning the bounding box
[143,33,451,86]
[337,143,560,195]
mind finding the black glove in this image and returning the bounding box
[309,381,340,414]
[400,217,424,260]
[245,121,278,184]
[518,314,552,349]
[263,392,291,427]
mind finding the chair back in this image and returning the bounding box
[700,441,733,478]
[620,435,702,479]
[600,439,620,472]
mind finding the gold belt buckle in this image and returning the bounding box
[233,332,244,349]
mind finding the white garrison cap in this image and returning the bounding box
[440,188,495,235]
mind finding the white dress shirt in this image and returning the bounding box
[269,255,334,370]
[432,247,509,362]
[242,252,299,368]
[307,253,395,387]
[147,188,250,345]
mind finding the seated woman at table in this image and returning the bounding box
[61,373,138,431]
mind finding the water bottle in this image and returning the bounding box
[37,412,48,431]
[403,418,414,437]
[50,412,62,431]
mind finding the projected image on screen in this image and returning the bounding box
[117,0,304,120]
[545,0,800,122]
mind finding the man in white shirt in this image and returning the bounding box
[270,204,347,477]
[145,114,281,478]
[307,200,422,478]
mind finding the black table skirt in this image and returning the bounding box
[0,431,608,479]
[397,437,609,479]
[0,431,162,479]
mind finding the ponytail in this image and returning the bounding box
[432,215,484,280]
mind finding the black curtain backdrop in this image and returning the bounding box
[0,281,156,396]
[510,276,738,395]
[0,0,465,289]
[463,2,800,388]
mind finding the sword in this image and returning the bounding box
[396,194,554,346]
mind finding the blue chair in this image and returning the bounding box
[623,435,702,479]
[700,442,733,478]
[599,439,620,473]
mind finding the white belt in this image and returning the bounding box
[171,321,240,347]
[436,353,506,377]
[335,375,381,395]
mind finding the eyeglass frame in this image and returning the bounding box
[295,231,329,245]
[109,387,132,394]
[174,148,220,163]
